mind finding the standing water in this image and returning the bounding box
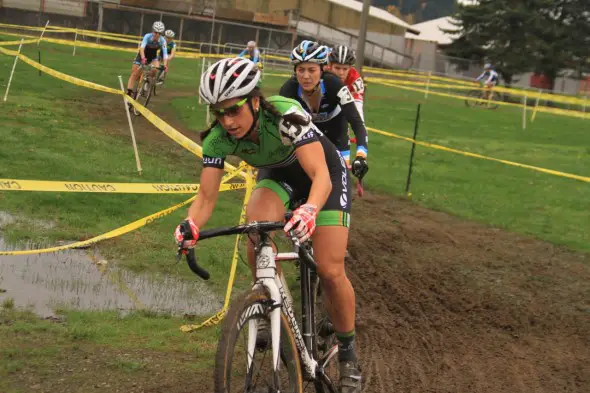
[0,214,222,317]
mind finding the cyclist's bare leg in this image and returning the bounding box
[245,187,286,277]
[313,226,361,392]
[127,64,142,93]
[312,226,354,333]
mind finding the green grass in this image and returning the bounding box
[0,39,254,287]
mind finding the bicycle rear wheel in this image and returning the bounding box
[487,91,502,110]
[464,90,482,108]
[215,288,303,393]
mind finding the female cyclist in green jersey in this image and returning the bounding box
[174,57,362,393]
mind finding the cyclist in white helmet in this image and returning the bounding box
[238,40,262,68]
[174,57,359,392]
[126,21,168,98]
[156,29,177,85]
[476,63,499,100]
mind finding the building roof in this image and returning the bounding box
[405,16,459,45]
[326,0,421,35]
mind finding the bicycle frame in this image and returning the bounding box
[178,221,339,391]
[249,232,339,390]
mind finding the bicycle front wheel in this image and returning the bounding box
[215,288,303,393]
[134,78,153,116]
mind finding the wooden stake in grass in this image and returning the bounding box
[522,95,527,130]
[531,89,542,123]
[3,39,24,103]
[118,76,143,175]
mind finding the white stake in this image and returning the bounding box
[38,20,50,45]
[118,76,143,174]
[425,71,432,99]
[73,28,78,56]
[522,95,527,130]
[3,39,24,103]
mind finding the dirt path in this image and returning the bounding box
[349,192,590,393]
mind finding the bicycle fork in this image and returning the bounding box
[249,234,318,382]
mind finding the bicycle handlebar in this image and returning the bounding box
[177,212,317,280]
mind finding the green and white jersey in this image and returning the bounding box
[202,96,321,169]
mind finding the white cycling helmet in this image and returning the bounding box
[484,63,492,69]
[199,58,261,105]
[165,29,175,38]
[247,41,256,48]
[152,21,165,33]
[291,40,330,65]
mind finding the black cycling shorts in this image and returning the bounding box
[254,136,351,227]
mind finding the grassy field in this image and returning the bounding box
[0,36,589,392]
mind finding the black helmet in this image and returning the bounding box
[329,45,356,65]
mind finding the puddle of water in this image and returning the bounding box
[0,231,222,318]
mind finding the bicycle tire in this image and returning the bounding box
[310,281,339,393]
[487,91,502,110]
[215,288,303,393]
[134,78,153,116]
[464,90,481,108]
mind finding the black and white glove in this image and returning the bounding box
[351,157,369,180]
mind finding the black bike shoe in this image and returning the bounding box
[339,361,362,393]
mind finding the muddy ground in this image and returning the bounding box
[2,91,589,392]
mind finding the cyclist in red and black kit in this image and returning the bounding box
[327,45,365,123]
[280,41,369,186]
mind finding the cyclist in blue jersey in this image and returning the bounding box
[126,21,169,98]
[238,41,262,68]
[156,29,177,85]
[476,63,499,100]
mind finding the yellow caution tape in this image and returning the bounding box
[0,38,39,46]
[180,167,256,332]
[365,66,476,87]
[0,195,193,256]
[0,45,247,178]
[0,179,245,194]
[0,176,249,256]
[375,79,590,120]
[367,126,590,183]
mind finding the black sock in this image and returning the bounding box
[336,330,357,363]
[126,88,133,96]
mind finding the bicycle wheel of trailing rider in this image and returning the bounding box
[215,288,304,393]
[134,76,154,116]
[309,280,339,393]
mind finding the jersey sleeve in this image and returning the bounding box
[252,49,260,63]
[268,97,319,148]
[326,74,369,157]
[202,126,234,169]
[140,34,150,49]
[160,37,168,59]
[238,49,248,57]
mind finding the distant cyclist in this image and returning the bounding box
[327,45,365,122]
[156,29,176,85]
[126,21,168,99]
[239,40,262,68]
[476,63,499,100]
[280,40,368,183]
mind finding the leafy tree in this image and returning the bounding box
[442,0,590,89]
